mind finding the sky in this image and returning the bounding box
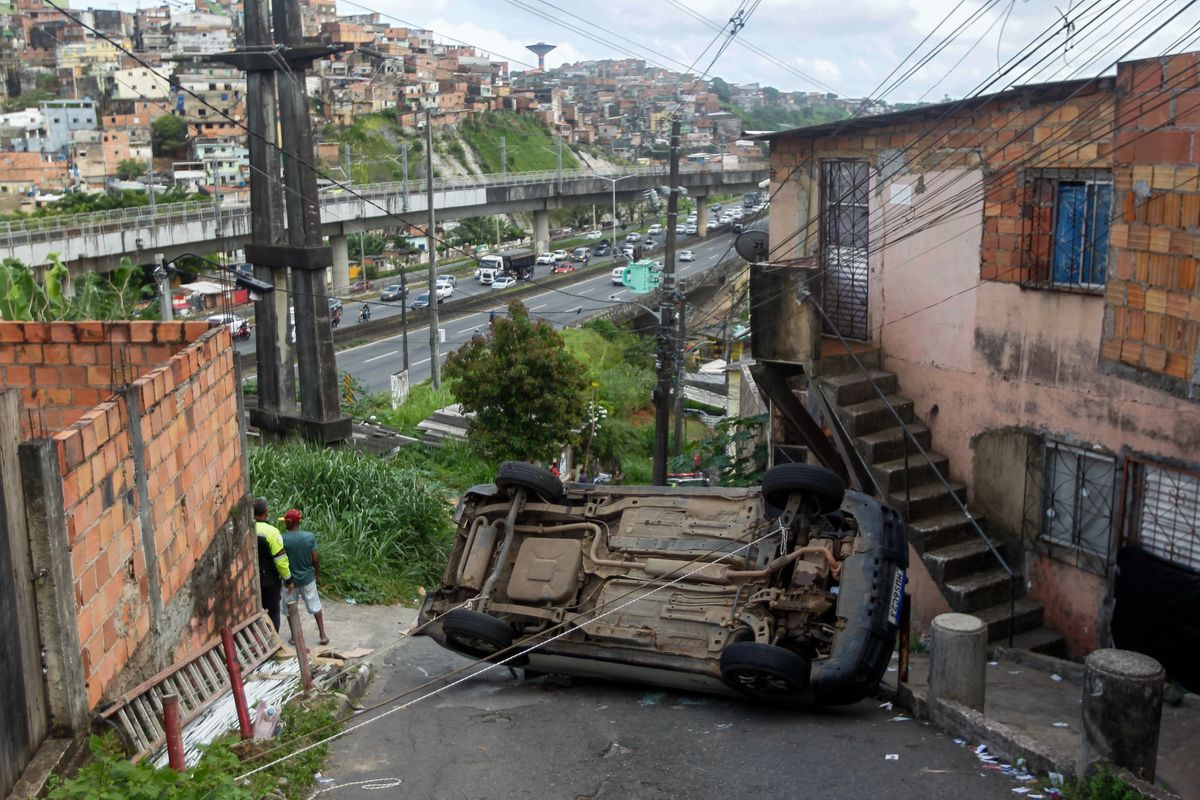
[356,0,1200,101]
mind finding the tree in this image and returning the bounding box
[449,215,523,248]
[116,158,146,181]
[151,114,188,157]
[443,300,588,462]
[710,77,733,104]
[0,256,157,321]
[762,85,782,105]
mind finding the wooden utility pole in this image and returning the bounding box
[652,118,681,485]
[425,107,440,389]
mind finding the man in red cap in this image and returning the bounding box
[280,508,329,645]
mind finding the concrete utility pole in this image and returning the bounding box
[239,0,293,416]
[672,297,685,459]
[652,118,681,485]
[154,253,172,321]
[425,107,440,389]
[401,143,409,212]
[226,0,348,442]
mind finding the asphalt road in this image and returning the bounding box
[330,231,742,393]
[316,634,1028,800]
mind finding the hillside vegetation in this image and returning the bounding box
[321,109,580,180]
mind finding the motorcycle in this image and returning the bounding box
[234,321,252,341]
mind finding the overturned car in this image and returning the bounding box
[417,462,907,705]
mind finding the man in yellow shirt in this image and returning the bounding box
[254,497,293,632]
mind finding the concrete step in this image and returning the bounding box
[817,368,897,406]
[870,451,950,495]
[922,537,1007,584]
[887,480,967,520]
[975,598,1046,642]
[945,567,1020,614]
[809,346,881,377]
[855,423,932,464]
[1009,626,1069,658]
[907,510,986,554]
[836,395,914,438]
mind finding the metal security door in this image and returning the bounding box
[821,159,871,340]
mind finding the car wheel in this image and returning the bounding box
[442,609,527,665]
[719,642,811,698]
[495,461,564,503]
[761,463,846,517]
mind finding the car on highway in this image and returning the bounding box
[586,230,603,240]
[328,297,343,314]
[491,274,517,289]
[679,250,695,262]
[553,249,568,261]
[206,313,246,335]
[625,232,641,243]
[436,279,456,297]
[437,274,458,288]
[380,284,406,301]
[536,252,556,265]
[611,267,625,285]
[622,246,636,260]
[648,223,663,235]
[675,223,686,234]
[685,223,698,235]
[707,219,719,230]
[410,291,442,309]
[572,247,590,263]
[417,462,908,706]
[552,262,577,274]
[593,242,612,257]
[686,214,697,224]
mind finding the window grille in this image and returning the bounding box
[1020,168,1112,291]
[1122,458,1200,572]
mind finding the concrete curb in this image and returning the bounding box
[3,738,74,800]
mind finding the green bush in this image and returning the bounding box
[46,696,340,799]
[249,443,454,602]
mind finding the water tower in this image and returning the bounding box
[526,42,557,71]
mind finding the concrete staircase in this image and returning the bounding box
[811,348,1066,656]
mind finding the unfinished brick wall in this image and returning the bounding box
[1101,54,1200,391]
[1,321,258,710]
[767,78,1115,282]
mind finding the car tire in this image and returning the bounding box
[720,642,811,699]
[761,464,846,517]
[495,461,565,504]
[442,609,527,665]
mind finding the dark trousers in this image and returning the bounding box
[262,581,282,632]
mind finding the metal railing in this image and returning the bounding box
[803,294,1018,646]
[0,162,768,252]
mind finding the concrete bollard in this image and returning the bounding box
[928,613,987,712]
[1077,649,1164,782]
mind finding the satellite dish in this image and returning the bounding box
[735,229,769,263]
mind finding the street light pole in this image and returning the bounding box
[425,107,440,389]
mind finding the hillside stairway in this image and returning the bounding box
[809,346,1066,655]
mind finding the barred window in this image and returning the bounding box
[1021,169,1112,291]
[1124,459,1200,572]
[1041,440,1116,554]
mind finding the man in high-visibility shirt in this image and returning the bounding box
[254,497,293,632]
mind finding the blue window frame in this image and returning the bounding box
[1052,181,1112,288]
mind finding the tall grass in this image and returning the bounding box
[249,443,454,603]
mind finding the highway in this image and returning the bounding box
[328,231,742,393]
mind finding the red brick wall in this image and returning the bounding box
[768,80,1115,282]
[0,321,258,709]
[1101,54,1200,388]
